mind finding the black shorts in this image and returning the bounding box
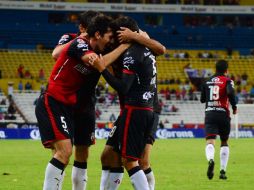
[35,94,74,149]
[106,115,121,152]
[73,105,96,146]
[146,112,159,145]
[205,112,231,140]
[119,105,155,160]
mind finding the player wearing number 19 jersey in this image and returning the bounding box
[200,60,237,180]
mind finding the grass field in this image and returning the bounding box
[0,139,253,190]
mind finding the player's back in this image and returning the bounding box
[123,43,157,108]
[201,74,232,115]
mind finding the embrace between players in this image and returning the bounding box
[35,10,165,190]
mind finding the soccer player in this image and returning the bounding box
[52,10,102,190]
[200,60,237,180]
[90,16,158,190]
[35,15,129,190]
[99,17,164,190]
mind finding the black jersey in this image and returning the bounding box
[200,74,237,116]
[102,43,157,108]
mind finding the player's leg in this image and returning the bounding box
[139,144,155,190]
[218,116,231,180]
[72,110,96,190]
[100,145,112,190]
[138,112,158,190]
[204,114,219,180]
[105,147,123,190]
[35,94,73,190]
[119,108,153,190]
[43,140,72,190]
[100,118,124,190]
[123,158,149,190]
[72,145,89,190]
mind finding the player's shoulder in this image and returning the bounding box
[58,33,77,45]
[70,37,90,51]
[123,43,147,61]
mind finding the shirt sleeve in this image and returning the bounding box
[57,34,76,45]
[226,79,237,110]
[67,38,94,60]
[200,82,206,103]
[102,69,135,95]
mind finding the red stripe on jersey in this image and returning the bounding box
[125,105,153,111]
[122,107,133,158]
[123,69,134,75]
[42,140,54,149]
[124,155,140,161]
[44,94,66,140]
[206,134,218,138]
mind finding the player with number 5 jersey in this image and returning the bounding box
[200,59,237,181]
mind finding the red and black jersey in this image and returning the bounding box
[57,33,78,45]
[102,44,157,108]
[47,37,100,106]
[200,74,237,116]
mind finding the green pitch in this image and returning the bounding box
[0,139,253,190]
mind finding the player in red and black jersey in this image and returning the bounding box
[98,16,165,190]
[200,60,237,180]
[35,15,129,190]
[90,16,159,190]
[51,10,101,190]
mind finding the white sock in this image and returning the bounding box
[205,144,215,161]
[43,159,65,190]
[129,168,149,190]
[100,168,110,190]
[144,168,155,190]
[72,166,87,190]
[58,171,65,190]
[107,167,124,190]
[220,146,229,171]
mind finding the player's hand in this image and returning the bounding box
[117,27,137,43]
[87,54,98,66]
[89,54,106,73]
[139,29,150,39]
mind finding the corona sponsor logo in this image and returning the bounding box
[156,129,194,139]
[0,131,7,139]
[30,129,41,140]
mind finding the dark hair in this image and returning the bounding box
[86,15,112,38]
[216,60,228,73]
[79,10,101,28]
[110,16,139,36]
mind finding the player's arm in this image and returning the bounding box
[200,82,206,103]
[52,34,76,60]
[102,69,135,95]
[91,54,135,95]
[117,27,166,56]
[82,43,130,67]
[226,80,237,114]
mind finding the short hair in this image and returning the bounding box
[86,15,112,38]
[110,16,139,36]
[216,60,228,73]
[79,10,101,28]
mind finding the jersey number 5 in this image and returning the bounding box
[208,85,219,100]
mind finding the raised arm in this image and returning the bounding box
[82,43,130,67]
[117,27,166,56]
[88,54,135,95]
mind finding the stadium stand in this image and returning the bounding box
[0,92,25,124]
[0,1,253,130]
[12,90,40,123]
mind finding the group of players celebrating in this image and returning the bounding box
[35,10,237,190]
